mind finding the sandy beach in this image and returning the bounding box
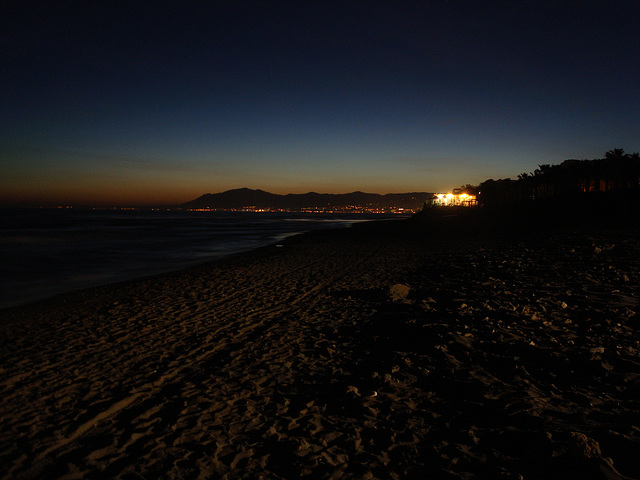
[1,214,639,479]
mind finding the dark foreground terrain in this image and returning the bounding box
[1,208,639,479]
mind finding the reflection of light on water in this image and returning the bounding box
[272,231,308,243]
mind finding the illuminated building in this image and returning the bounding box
[425,188,477,207]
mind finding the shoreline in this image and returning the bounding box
[0,211,407,312]
[1,215,639,479]
[0,216,408,323]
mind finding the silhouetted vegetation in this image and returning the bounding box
[477,149,640,208]
[416,149,639,232]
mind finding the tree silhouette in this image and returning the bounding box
[605,148,627,161]
[477,149,640,207]
[602,148,640,191]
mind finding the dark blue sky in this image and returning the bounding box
[2,1,639,205]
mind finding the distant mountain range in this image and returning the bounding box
[182,188,433,210]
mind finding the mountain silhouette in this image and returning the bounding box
[182,188,433,210]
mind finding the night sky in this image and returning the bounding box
[2,1,639,206]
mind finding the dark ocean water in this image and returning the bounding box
[0,209,404,309]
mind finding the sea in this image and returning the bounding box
[0,208,406,309]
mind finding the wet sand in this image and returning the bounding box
[1,215,639,479]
